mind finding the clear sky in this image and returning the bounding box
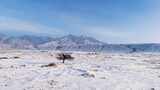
[0,0,160,43]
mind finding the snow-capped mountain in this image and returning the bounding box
[0,35,54,49]
[58,35,105,45]
[38,35,105,51]
[2,36,35,49]
[19,35,54,45]
[0,33,160,52]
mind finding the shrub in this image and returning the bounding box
[13,56,20,59]
[41,63,57,67]
[81,73,95,78]
[151,88,155,90]
[0,57,8,59]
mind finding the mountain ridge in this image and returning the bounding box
[0,33,160,52]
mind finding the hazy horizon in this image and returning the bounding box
[0,0,160,44]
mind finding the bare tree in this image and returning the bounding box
[56,53,74,63]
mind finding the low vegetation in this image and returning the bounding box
[13,56,20,59]
[41,63,57,67]
[0,57,8,59]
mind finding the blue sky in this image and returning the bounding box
[0,0,160,43]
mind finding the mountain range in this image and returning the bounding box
[0,34,160,52]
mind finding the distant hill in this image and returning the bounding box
[0,33,160,52]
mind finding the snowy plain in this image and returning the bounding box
[0,50,159,90]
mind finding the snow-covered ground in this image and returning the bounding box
[0,50,159,90]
